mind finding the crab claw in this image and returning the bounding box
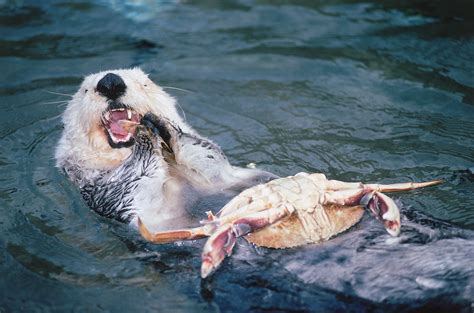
[201,224,241,278]
[361,191,400,237]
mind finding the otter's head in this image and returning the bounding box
[56,68,185,178]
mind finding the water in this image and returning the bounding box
[1,0,473,311]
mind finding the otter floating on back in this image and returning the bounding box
[55,68,275,230]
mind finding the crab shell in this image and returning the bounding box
[216,173,365,248]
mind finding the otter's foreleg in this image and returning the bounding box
[141,113,277,188]
[80,128,168,223]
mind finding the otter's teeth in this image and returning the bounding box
[127,109,132,120]
[104,111,111,121]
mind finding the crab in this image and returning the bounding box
[138,171,441,278]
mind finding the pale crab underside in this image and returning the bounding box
[138,172,441,278]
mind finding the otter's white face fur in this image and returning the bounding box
[56,68,190,181]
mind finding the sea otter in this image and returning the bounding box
[55,68,276,230]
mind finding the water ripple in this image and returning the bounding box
[1,0,474,311]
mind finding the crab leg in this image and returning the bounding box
[323,179,442,193]
[201,202,295,278]
[323,189,400,236]
[137,218,214,244]
[365,180,442,193]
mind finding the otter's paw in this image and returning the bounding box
[140,113,181,147]
[133,126,156,154]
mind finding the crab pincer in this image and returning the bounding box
[200,203,295,278]
[361,191,400,236]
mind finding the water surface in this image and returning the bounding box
[1,0,473,312]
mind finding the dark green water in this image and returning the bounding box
[1,0,473,312]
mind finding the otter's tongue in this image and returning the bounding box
[109,111,129,137]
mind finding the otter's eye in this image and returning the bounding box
[144,84,148,87]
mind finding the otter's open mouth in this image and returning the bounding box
[102,106,141,148]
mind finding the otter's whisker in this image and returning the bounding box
[44,90,74,97]
[176,101,187,123]
[40,100,69,106]
[48,113,64,120]
[161,86,194,94]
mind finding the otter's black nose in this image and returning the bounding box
[96,73,126,100]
